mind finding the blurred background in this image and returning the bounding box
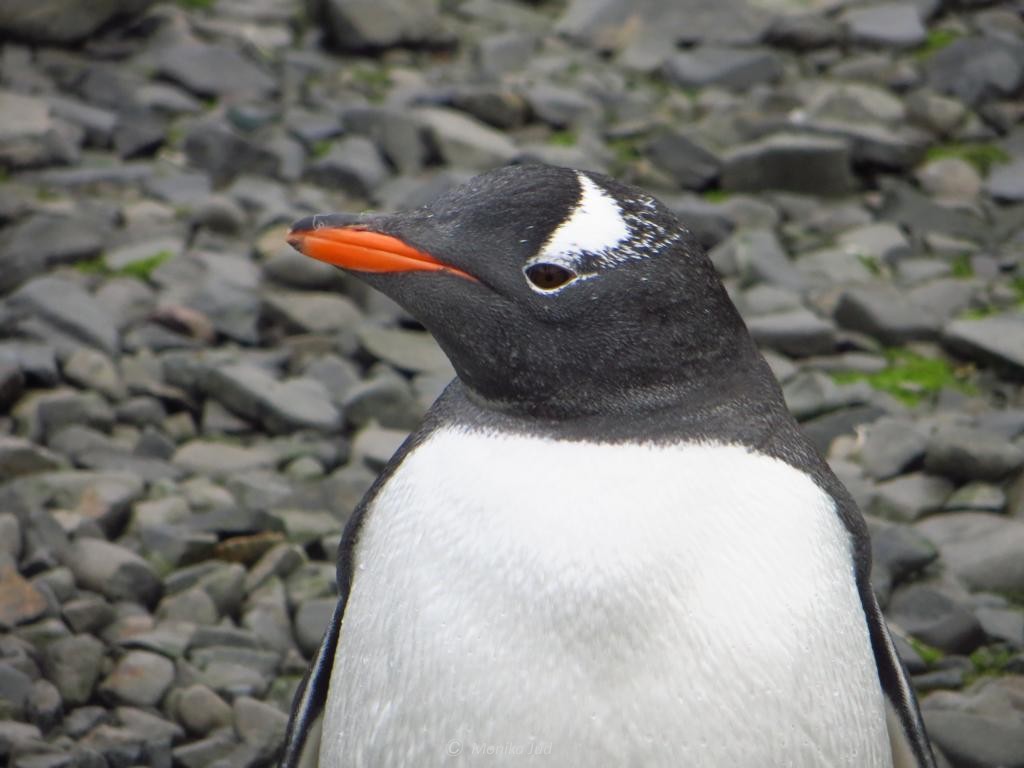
[0,0,1022,766]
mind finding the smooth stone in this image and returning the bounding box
[174,684,232,736]
[6,276,118,356]
[887,584,984,653]
[722,133,856,196]
[0,562,49,628]
[869,472,954,523]
[944,313,1024,378]
[916,513,1024,593]
[924,426,1024,482]
[747,309,838,357]
[414,107,518,170]
[233,696,288,754]
[42,634,104,707]
[68,538,162,607]
[858,418,928,481]
[98,650,174,707]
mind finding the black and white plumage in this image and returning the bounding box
[280,164,935,768]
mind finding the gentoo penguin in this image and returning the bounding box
[280,164,935,768]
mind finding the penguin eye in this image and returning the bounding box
[525,263,577,292]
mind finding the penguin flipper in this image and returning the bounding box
[862,590,937,768]
[279,598,343,768]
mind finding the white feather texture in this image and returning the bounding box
[534,173,629,266]
[320,427,892,767]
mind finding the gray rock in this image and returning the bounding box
[870,520,937,587]
[68,538,162,607]
[842,2,926,48]
[245,543,305,594]
[0,562,49,628]
[264,291,361,335]
[0,213,104,294]
[888,584,984,653]
[858,418,928,481]
[343,374,423,430]
[358,325,451,374]
[0,515,21,560]
[99,650,174,707]
[42,634,104,707]
[342,106,431,175]
[557,0,772,70]
[183,120,279,188]
[834,285,939,344]
[173,440,278,475]
[765,13,839,50]
[174,684,232,736]
[925,36,1024,107]
[722,133,855,196]
[352,424,408,471]
[6,276,118,356]
[62,348,126,401]
[157,41,276,100]
[645,130,721,191]
[0,0,153,43]
[294,597,337,658]
[924,426,1024,482]
[306,136,389,198]
[724,228,804,291]
[944,313,1024,378]
[869,472,954,523]
[944,483,1007,514]
[322,0,452,50]
[976,606,1024,646]
[0,362,24,412]
[0,437,66,481]
[0,89,75,171]
[923,709,1024,768]
[302,355,360,406]
[836,222,911,264]
[415,107,518,169]
[664,46,781,90]
[916,513,1024,593]
[204,364,342,435]
[116,705,184,743]
[476,32,537,77]
[15,388,115,442]
[0,343,57,387]
[747,309,838,357]
[171,732,237,768]
[26,678,61,731]
[985,159,1024,203]
[61,594,114,635]
[916,157,982,201]
[524,84,598,128]
[0,662,33,719]
[45,95,116,148]
[233,696,288,754]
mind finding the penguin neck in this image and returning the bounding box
[446,341,790,446]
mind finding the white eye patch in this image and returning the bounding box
[530,173,629,271]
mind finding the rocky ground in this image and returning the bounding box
[0,0,1023,766]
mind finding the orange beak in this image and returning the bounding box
[287,224,476,282]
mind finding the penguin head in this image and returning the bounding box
[288,164,755,418]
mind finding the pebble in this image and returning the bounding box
[98,650,174,707]
[68,538,162,607]
[42,635,105,707]
[924,426,1024,482]
[916,513,1024,594]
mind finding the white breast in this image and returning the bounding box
[320,427,891,767]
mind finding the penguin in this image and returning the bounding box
[280,164,935,768]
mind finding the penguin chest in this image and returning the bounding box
[321,427,891,767]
